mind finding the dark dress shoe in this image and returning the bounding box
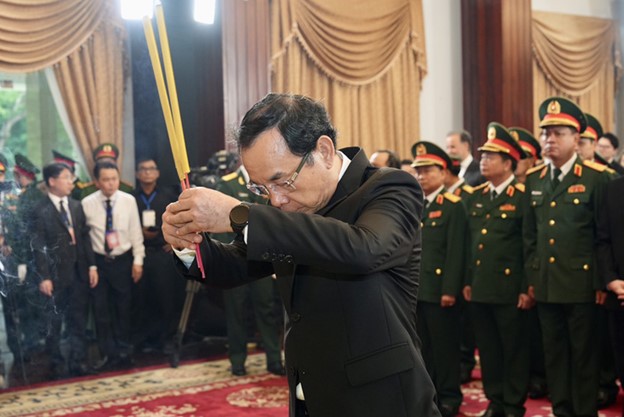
[460,366,473,384]
[69,363,96,377]
[597,388,617,409]
[439,403,459,417]
[231,365,247,376]
[94,356,118,372]
[267,363,286,376]
[527,381,548,399]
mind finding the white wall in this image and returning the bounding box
[419,1,463,149]
[419,0,617,152]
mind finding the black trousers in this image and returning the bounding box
[93,251,133,358]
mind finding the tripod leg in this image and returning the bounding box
[170,280,201,368]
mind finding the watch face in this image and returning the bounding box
[230,203,249,228]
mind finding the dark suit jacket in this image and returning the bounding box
[180,147,439,417]
[462,159,485,186]
[597,176,624,309]
[33,196,95,286]
[608,160,624,177]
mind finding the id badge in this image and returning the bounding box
[105,230,121,249]
[142,209,156,227]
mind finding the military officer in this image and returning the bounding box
[523,97,611,417]
[510,127,542,185]
[52,150,88,200]
[576,114,616,176]
[462,123,531,417]
[79,143,133,199]
[211,164,284,377]
[412,142,467,417]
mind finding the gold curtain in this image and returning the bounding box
[532,11,622,134]
[0,0,125,177]
[271,0,426,159]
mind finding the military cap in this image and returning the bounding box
[52,150,77,172]
[579,113,603,141]
[14,154,40,179]
[449,157,462,176]
[538,97,587,133]
[0,153,8,172]
[411,141,453,169]
[478,122,526,161]
[509,127,541,159]
[92,143,119,161]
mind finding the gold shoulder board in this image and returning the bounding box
[444,192,461,203]
[526,164,546,176]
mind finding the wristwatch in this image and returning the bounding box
[230,202,251,235]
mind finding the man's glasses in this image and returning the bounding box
[246,153,310,197]
[138,166,158,172]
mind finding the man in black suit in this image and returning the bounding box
[163,93,440,417]
[597,132,624,176]
[597,175,624,416]
[445,130,485,186]
[32,162,98,378]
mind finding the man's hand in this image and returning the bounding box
[462,286,472,302]
[441,295,456,307]
[517,293,534,310]
[595,290,607,305]
[39,279,53,297]
[607,279,624,305]
[89,269,99,288]
[132,265,143,283]
[163,188,240,249]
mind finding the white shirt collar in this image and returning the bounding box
[337,151,351,180]
[460,154,474,170]
[48,193,67,210]
[490,174,515,196]
[550,153,577,180]
[447,178,465,194]
[425,185,445,204]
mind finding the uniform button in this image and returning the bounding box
[261,252,270,260]
[532,201,537,207]
[504,268,511,276]
[501,213,507,219]
[284,255,294,264]
[549,238,555,246]
[574,198,580,205]
[291,313,301,322]
[549,219,556,226]
[435,268,442,276]
[583,264,590,271]
[549,257,555,264]
[481,228,488,235]
[550,201,557,208]
[431,221,437,227]
[476,259,481,266]
[486,214,491,219]
[478,243,484,251]
[420,222,424,228]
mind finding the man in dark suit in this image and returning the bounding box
[163,93,440,417]
[597,132,624,176]
[596,176,624,417]
[32,162,98,378]
[445,130,485,186]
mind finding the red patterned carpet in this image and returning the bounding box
[0,354,621,417]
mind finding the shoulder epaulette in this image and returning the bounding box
[514,182,525,192]
[75,181,91,189]
[443,192,461,203]
[461,184,474,194]
[583,160,607,172]
[221,172,238,182]
[473,182,489,191]
[526,163,546,176]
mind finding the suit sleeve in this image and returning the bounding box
[596,178,619,286]
[32,204,50,282]
[246,170,422,276]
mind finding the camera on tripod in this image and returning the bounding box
[188,150,240,189]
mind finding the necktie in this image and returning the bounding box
[104,199,113,254]
[59,200,70,228]
[491,190,497,201]
[552,168,562,188]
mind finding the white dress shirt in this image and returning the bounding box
[489,174,516,198]
[81,190,145,265]
[459,154,474,179]
[48,193,72,226]
[550,153,577,181]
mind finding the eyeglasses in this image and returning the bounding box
[246,153,310,197]
[138,166,158,172]
[57,174,76,182]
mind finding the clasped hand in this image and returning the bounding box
[162,187,240,249]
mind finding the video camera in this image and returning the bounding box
[188,150,239,189]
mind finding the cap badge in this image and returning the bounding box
[548,100,561,114]
[416,144,426,156]
[487,127,496,140]
[510,131,519,141]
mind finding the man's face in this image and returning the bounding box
[415,165,445,195]
[401,163,416,176]
[597,137,616,161]
[576,138,595,161]
[369,152,389,168]
[479,152,508,181]
[445,134,469,160]
[96,167,120,198]
[515,157,535,180]
[542,126,578,164]
[241,128,334,214]
[136,160,160,186]
[49,168,75,197]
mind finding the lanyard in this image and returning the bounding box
[140,191,157,210]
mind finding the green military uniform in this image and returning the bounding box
[465,122,530,417]
[78,143,134,200]
[211,168,282,375]
[412,142,467,415]
[523,97,611,417]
